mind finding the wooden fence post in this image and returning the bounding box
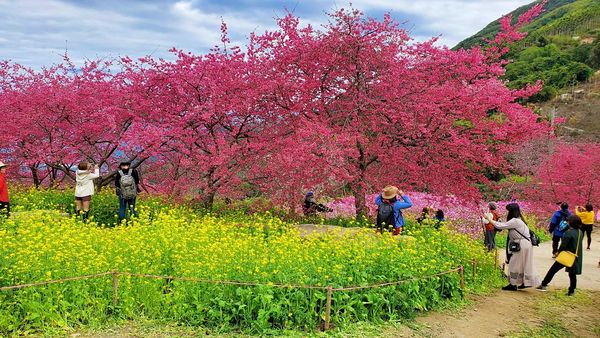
[112,271,118,306]
[494,248,499,270]
[459,266,465,290]
[324,286,333,330]
[471,258,477,281]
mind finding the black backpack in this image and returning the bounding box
[376,202,397,231]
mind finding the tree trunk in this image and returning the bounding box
[352,183,368,219]
[202,190,216,210]
[30,165,41,188]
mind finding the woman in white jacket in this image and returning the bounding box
[484,203,540,291]
[74,161,99,220]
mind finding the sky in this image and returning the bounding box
[0,0,534,68]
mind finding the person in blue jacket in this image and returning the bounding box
[549,202,571,258]
[375,186,413,235]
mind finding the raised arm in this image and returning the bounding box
[89,168,100,180]
[395,195,413,209]
[375,194,383,206]
[490,218,520,230]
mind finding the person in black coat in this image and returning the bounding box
[114,160,141,221]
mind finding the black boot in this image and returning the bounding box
[82,211,89,221]
[502,284,518,291]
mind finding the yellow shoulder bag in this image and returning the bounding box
[555,230,581,268]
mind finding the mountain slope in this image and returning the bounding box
[454,0,598,50]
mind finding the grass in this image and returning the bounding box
[510,321,572,338]
[507,290,600,338]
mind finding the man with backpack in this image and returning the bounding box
[114,160,141,221]
[375,186,413,235]
[548,202,571,258]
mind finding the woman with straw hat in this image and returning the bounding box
[375,186,413,235]
[0,161,9,217]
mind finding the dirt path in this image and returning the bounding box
[528,226,600,291]
[408,226,600,338]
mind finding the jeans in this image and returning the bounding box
[484,229,496,251]
[119,197,137,221]
[541,261,577,293]
[552,236,561,254]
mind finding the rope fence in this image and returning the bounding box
[0,264,478,330]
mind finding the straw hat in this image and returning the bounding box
[382,186,398,199]
[0,161,6,169]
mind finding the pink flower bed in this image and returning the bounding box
[325,192,555,238]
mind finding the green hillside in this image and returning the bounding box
[454,0,591,50]
[456,0,600,102]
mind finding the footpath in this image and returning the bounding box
[410,228,600,338]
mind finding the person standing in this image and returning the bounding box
[575,204,594,250]
[548,203,571,258]
[485,203,539,290]
[0,161,10,217]
[537,215,584,296]
[483,202,501,251]
[114,160,140,221]
[375,186,413,235]
[74,161,100,220]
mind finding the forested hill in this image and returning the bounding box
[455,0,600,102]
[454,0,585,50]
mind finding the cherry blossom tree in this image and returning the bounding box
[120,27,276,207]
[0,58,140,187]
[0,3,553,215]
[528,142,600,207]
[248,5,549,216]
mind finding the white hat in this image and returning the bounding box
[0,161,6,168]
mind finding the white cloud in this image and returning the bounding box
[0,0,538,67]
[349,0,534,46]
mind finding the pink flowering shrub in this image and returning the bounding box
[325,192,554,238]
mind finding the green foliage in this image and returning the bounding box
[572,42,593,63]
[454,0,579,50]
[510,320,573,338]
[453,119,474,129]
[590,37,600,68]
[505,43,593,102]
[456,0,600,102]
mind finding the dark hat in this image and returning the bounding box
[119,159,132,166]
